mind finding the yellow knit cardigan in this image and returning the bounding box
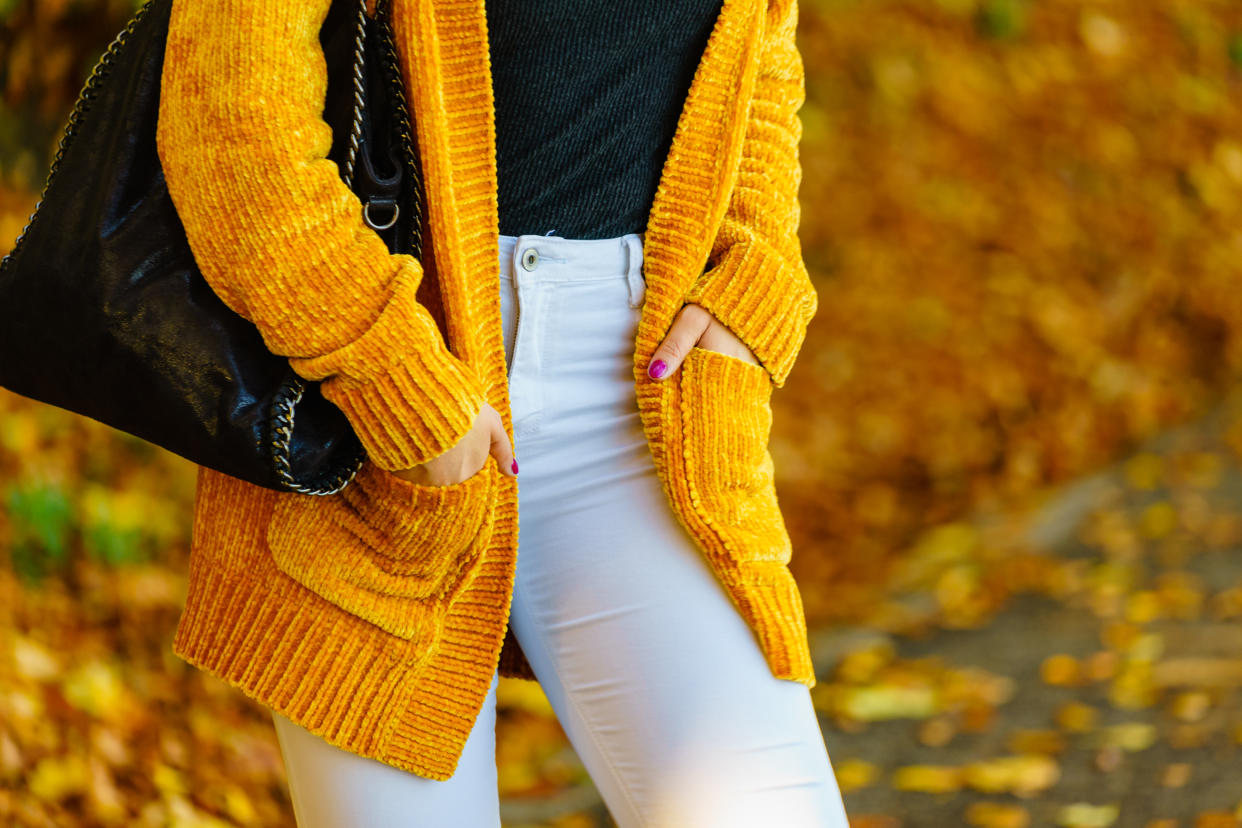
[156,0,818,780]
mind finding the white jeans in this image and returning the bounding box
[270,233,850,828]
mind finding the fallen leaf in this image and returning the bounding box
[892,764,963,793]
[1160,763,1192,788]
[1057,802,1121,828]
[965,802,1031,828]
[835,758,879,793]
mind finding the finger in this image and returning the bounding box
[698,323,762,367]
[391,465,429,485]
[647,303,710,381]
[487,407,518,476]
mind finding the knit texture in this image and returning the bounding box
[484,0,722,239]
[156,0,816,781]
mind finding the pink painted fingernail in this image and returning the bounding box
[511,459,519,474]
[648,359,667,379]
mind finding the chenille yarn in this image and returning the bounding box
[156,0,817,781]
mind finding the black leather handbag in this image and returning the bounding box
[0,0,423,495]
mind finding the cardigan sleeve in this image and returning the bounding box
[156,0,486,472]
[681,0,817,390]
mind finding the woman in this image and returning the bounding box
[156,0,849,824]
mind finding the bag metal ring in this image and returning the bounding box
[363,201,399,231]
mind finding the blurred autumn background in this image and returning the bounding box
[3,0,1242,825]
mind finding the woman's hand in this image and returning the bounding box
[392,401,518,486]
[646,302,761,380]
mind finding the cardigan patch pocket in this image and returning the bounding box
[677,345,791,566]
[266,453,499,646]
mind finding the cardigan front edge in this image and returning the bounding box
[160,0,818,781]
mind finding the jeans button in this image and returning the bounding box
[520,248,540,272]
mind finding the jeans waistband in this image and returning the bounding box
[498,233,646,309]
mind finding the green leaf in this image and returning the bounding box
[5,482,75,583]
[976,0,1027,40]
[1228,33,1242,69]
[84,522,147,567]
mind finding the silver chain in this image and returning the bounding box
[374,0,424,260]
[340,0,370,189]
[268,375,363,496]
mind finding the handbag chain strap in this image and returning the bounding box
[375,0,424,261]
[340,0,369,190]
[340,0,422,261]
[269,375,357,496]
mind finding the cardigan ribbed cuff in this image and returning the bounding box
[682,238,817,389]
[288,263,488,472]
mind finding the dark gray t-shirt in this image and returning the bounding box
[485,0,723,239]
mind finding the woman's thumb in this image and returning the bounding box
[489,409,518,477]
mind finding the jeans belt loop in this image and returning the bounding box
[625,235,645,309]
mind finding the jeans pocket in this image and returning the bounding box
[267,453,499,649]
